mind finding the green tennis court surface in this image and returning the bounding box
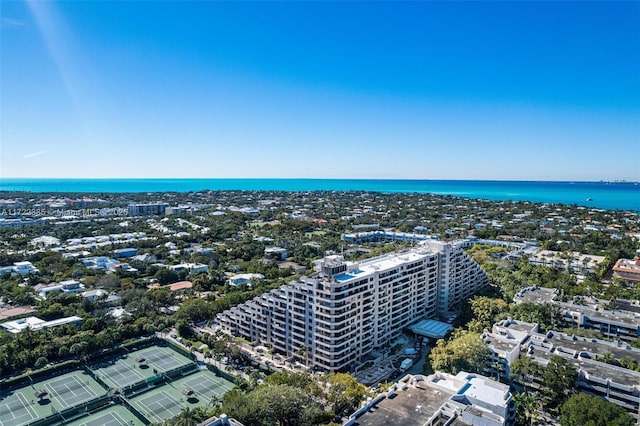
[64,404,144,426]
[0,371,105,426]
[130,390,183,424]
[171,371,235,402]
[91,358,146,390]
[129,370,234,423]
[44,374,100,409]
[0,344,231,426]
[91,345,193,391]
[135,346,193,373]
[0,391,38,426]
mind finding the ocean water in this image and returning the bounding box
[0,178,638,211]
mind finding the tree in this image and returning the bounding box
[323,373,369,418]
[34,356,48,369]
[514,391,541,426]
[560,393,635,426]
[596,352,616,366]
[220,384,330,426]
[155,268,179,285]
[96,274,120,288]
[264,371,316,392]
[511,356,542,391]
[175,298,213,322]
[541,355,576,408]
[148,286,175,307]
[509,303,563,333]
[173,406,203,426]
[469,296,509,331]
[58,345,70,357]
[429,330,491,374]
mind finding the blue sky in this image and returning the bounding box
[1,1,639,180]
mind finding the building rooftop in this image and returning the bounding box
[354,382,453,426]
[483,335,520,353]
[578,358,640,388]
[613,258,640,275]
[562,303,640,328]
[82,289,108,298]
[409,319,454,339]
[0,315,82,333]
[543,331,640,363]
[530,348,640,389]
[0,306,37,321]
[353,372,511,426]
[513,286,558,305]
[460,375,510,406]
[168,281,193,292]
[615,299,640,314]
[499,321,538,335]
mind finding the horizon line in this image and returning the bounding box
[0,177,638,184]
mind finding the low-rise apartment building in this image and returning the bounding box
[514,286,640,342]
[612,257,640,283]
[483,319,640,419]
[0,261,39,276]
[0,316,83,333]
[38,279,85,299]
[348,372,515,426]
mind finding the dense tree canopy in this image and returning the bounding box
[220,384,331,426]
[541,355,577,408]
[322,372,369,417]
[511,355,542,391]
[467,296,509,332]
[560,393,635,426]
[429,330,491,374]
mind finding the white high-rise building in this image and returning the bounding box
[217,241,487,372]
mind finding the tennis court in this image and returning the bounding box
[44,374,100,409]
[92,359,145,390]
[173,370,235,401]
[136,346,193,373]
[64,404,144,426]
[131,390,183,423]
[91,345,193,390]
[0,391,38,426]
[0,371,105,425]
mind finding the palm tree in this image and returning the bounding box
[208,395,221,410]
[514,391,540,425]
[174,407,199,426]
[597,352,616,366]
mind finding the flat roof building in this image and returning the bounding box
[513,286,558,305]
[0,316,82,333]
[341,231,438,244]
[217,241,487,372]
[0,261,39,276]
[612,257,640,283]
[409,319,454,340]
[228,273,264,287]
[113,247,138,258]
[128,203,168,216]
[483,319,640,419]
[348,372,514,426]
[38,280,85,299]
[147,281,193,292]
[514,286,640,342]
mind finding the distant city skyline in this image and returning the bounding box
[1,1,638,181]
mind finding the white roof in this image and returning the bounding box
[460,376,509,407]
[1,316,82,333]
